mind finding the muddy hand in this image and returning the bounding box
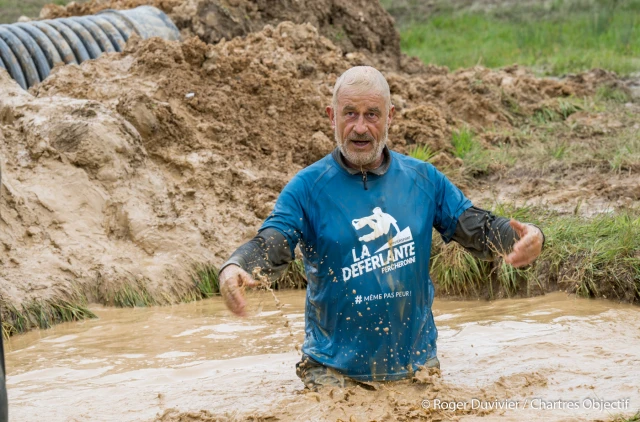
[504,220,543,268]
[219,265,259,317]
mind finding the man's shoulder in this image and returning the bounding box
[286,153,339,191]
[389,150,439,179]
[388,150,454,197]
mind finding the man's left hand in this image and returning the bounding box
[504,220,544,268]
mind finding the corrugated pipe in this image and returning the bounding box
[0,6,180,89]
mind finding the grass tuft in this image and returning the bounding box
[105,279,158,308]
[611,411,640,422]
[532,107,560,125]
[274,259,307,290]
[1,297,96,339]
[596,85,632,103]
[558,99,581,119]
[408,144,437,162]
[430,241,488,296]
[531,99,580,125]
[189,262,221,298]
[451,127,476,159]
[451,127,492,177]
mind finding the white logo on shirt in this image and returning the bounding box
[343,207,416,281]
[352,207,400,242]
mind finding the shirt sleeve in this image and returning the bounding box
[259,174,311,258]
[430,165,473,243]
[220,228,293,280]
[452,206,517,260]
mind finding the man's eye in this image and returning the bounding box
[346,112,355,117]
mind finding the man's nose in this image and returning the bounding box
[354,114,368,134]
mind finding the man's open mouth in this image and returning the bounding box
[352,140,371,147]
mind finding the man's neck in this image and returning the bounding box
[331,146,391,176]
[343,153,385,172]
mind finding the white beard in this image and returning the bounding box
[335,123,388,167]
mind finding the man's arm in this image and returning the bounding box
[220,228,293,280]
[218,228,293,317]
[451,206,545,266]
[219,172,309,316]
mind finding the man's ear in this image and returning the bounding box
[326,106,335,129]
[387,104,396,125]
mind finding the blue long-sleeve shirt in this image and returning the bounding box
[259,149,472,381]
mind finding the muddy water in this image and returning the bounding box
[6,292,640,421]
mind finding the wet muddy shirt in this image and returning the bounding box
[261,151,472,381]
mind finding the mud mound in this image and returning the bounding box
[0,70,205,314]
[33,24,607,161]
[38,0,181,18]
[0,20,615,328]
[39,0,403,69]
[154,367,551,421]
[156,409,233,422]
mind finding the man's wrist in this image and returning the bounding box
[219,258,246,276]
[528,223,545,249]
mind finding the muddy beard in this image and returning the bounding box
[335,124,388,168]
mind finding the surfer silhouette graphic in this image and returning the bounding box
[352,207,400,242]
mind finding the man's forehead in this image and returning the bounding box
[337,86,386,108]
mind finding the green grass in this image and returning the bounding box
[627,411,640,421]
[430,240,490,296]
[596,85,633,103]
[451,126,476,158]
[113,283,154,307]
[396,0,640,76]
[612,411,640,421]
[1,297,96,338]
[531,100,582,126]
[410,126,492,181]
[189,262,221,298]
[474,94,640,176]
[430,204,640,302]
[99,277,161,308]
[0,0,73,24]
[408,144,437,162]
[273,259,307,289]
[451,127,493,177]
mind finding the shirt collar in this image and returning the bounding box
[331,146,392,176]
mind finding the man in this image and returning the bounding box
[219,66,544,390]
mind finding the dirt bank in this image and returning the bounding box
[0,5,630,333]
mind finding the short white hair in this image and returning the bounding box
[332,66,391,111]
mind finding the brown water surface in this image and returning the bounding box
[6,291,640,421]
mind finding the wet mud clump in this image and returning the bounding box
[155,366,551,421]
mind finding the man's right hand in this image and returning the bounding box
[218,264,260,317]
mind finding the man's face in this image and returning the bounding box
[327,87,395,167]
